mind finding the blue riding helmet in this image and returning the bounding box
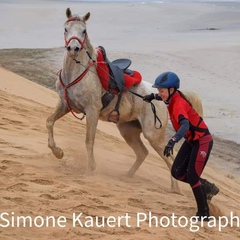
[152,71,180,89]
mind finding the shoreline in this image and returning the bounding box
[0,46,239,144]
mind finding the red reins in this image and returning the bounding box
[58,61,95,120]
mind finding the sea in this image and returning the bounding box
[1,0,240,3]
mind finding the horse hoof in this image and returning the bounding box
[53,147,64,159]
[85,169,94,176]
[126,173,134,178]
[126,170,135,178]
[90,162,96,172]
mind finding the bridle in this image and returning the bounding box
[64,17,88,50]
[59,16,95,120]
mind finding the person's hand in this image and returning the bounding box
[164,138,176,157]
[143,93,155,102]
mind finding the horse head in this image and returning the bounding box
[64,8,90,59]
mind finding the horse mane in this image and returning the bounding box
[86,37,97,60]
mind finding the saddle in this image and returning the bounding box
[96,46,142,123]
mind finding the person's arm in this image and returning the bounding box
[143,93,162,102]
[172,116,189,142]
[164,115,189,157]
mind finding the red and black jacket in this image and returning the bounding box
[167,91,210,142]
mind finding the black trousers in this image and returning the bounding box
[171,134,213,188]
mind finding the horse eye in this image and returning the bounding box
[64,28,68,33]
[83,29,86,34]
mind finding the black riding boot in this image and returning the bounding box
[200,178,219,200]
[192,185,210,221]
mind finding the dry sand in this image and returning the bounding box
[0,1,240,239]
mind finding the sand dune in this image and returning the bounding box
[0,67,240,239]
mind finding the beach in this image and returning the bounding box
[0,1,240,239]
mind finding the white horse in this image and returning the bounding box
[46,8,203,193]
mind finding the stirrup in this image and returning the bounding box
[108,110,120,123]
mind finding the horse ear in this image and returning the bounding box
[66,8,72,18]
[83,12,90,22]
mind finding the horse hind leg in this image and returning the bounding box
[117,121,148,177]
[46,99,69,159]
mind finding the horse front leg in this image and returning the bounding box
[85,107,100,174]
[46,99,69,159]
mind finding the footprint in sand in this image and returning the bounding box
[2,160,20,165]
[6,183,28,191]
[30,179,54,185]
[67,189,88,195]
[0,165,8,170]
[0,160,21,170]
[39,194,64,200]
[3,196,24,204]
[90,198,103,205]
[128,198,145,208]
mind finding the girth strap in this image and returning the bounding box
[108,92,123,123]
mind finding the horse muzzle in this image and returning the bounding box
[65,34,87,59]
[66,44,81,58]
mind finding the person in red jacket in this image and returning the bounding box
[143,71,219,221]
